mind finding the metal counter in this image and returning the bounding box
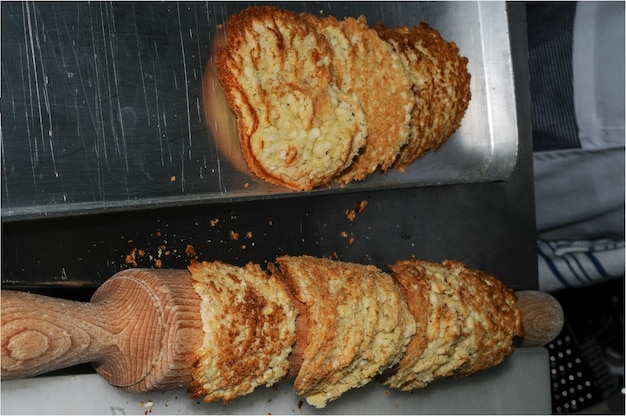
[2,1,517,220]
[1,2,545,414]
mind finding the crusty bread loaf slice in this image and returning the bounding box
[382,260,522,391]
[274,255,415,408]
[304,15,415,183]
[216,6,367,191]
[188,260,297,403]
[375,23,471,170]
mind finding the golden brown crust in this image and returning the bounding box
[383,260,523,391]
[305,15,414,183]
[274,255,415,408]
[212,7,471,190]
[188,260,297,403]
[375,23,471,170]
[216,6,367,191]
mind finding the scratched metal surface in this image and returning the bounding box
[0,2,517,220]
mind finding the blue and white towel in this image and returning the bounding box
[538,239,625,293]
[529,2,625,292]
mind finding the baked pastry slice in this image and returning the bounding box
[382,259,523,390]
[274,255,415,408]
[304,15,415,183]
[375,23,471,170]
[188,260,297,403]
[217,6,367,191]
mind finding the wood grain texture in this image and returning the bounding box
[1,269,203,392]
[515,290,564,347]
[2,291,115,379]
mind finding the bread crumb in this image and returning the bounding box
[210,219,219,226]
[230,230,240,240]
[345,200,369,221]
[185,244,197,257]
[339,231,348,238]
[170,175,176,182]
[125,248,139,267]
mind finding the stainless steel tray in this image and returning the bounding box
[0,2,517,220]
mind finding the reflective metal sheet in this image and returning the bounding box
[1,2,517,220]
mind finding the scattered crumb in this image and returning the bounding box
[185,244,196,257]
[345,200,368,221]
[170,175,176,182]
[209,219,219,226]
[348,237,355,245]
[229,230,239,240]
[246,231,253,239]
[125,248,140,267]
[297,400,303,410]
[339,231,348,238]
[244,182,250,188]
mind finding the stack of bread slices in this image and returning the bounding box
[215,6,471,191]
[187,256,522,408]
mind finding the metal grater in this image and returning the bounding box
[547,322,603,413]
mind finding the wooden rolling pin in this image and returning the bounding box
[1,268,564,392]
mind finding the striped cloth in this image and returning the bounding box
[538,239,625,293]
[527,2,580,151]
[529,2,625,292]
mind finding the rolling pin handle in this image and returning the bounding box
[1,290,116,380]
[515,290,565,347]
[1,269,203,392]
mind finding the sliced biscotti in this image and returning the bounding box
[188,260,297,403]
[382,260,522,391]
[216,6,367,191]
[375,23,471,170]
[304,15,415,183]
[274,255,415,408]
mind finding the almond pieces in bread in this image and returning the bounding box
[214,7,471,190]
[375,23,471,170]
[216,6,367,191]
[274,255,416,408]
[188,260,297,403]
[382,259,523,391]
[303,15,415,183]
[187,256,522,408]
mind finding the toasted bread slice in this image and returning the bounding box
[304,15,415,183]
[216,6,367,191]
[375,23,471,170]
[188,260,297,403]
[383,260,522,391]
[274,255,415,408]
